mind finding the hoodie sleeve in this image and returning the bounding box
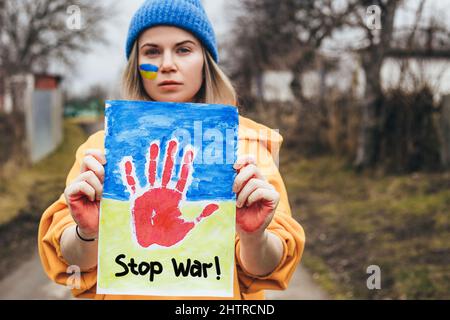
[37,132,104,299]
[235,129,305,295]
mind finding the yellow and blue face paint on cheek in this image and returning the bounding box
[139,64,159,80]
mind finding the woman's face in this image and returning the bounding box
[137,26,205,102]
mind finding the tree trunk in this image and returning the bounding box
[354,0,399,169]
[354,52,384,168]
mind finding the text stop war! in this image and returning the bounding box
[114,254,222,282]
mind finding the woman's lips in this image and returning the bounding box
[158,80,182,86]
[159,84,182,90]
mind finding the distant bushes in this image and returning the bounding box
[244,86,446,173]
[0,113,14,166]
[381,87,441,173]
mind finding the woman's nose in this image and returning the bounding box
[160,51,177,73]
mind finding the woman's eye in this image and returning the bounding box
[178,47,191,54]
[145,48,160,56]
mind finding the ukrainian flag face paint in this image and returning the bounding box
[139,64,159,80]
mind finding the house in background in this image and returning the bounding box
[1,73,63,163]
[252,53,450,104]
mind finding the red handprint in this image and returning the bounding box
[121,139,219,248]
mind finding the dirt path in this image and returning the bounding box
[266,265,330,300]
[0,252,73,300]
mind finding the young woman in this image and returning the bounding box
[38,0,305,300]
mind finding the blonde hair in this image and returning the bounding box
[122,41,238,106]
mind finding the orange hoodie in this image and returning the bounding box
[38,115,305,300]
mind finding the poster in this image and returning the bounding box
[97,100,238,297]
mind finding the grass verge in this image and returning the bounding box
[281,152,450,299]
[0,119,87,281]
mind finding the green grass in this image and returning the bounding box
[281,153,450,299]
[0,119,88,225]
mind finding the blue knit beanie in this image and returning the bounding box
[125,0,219,63]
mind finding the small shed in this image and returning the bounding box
[1,73,63,163]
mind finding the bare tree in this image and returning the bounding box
[227,0,356,107]
[0,0,115,75]
[344,0,401,168]
[235,0,399,166]
[228,0,450,168]
[350,0,450,168]
[0,0,116,167]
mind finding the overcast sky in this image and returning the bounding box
[60,0,449,97]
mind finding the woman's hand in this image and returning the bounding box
[232,155,284,277]
[233,155,280,237]
[64,149,106,240]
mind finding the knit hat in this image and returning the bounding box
[125,0,219,63]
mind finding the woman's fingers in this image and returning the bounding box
[80,154,105,183]
[66,180,96,202]
[84,149,106,165]
[233,163,265,194]
[65,148,105,205]
[236,178,273,208]
[233,154,256,171]
[246,187,280,208]
[73,171,103,201]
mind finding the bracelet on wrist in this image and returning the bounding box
[76,225,97,242]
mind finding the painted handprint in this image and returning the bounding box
[120,139,219,248]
